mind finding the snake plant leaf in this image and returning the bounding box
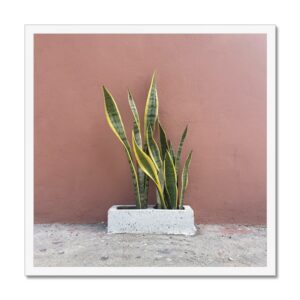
[168,140,176,164]
[143,175,150,206]
[175,125,188,174]
[103,86,141,208]
[128,91,147,207]
[179,151,193,209]
[146,125,162,171]
[163,186,171,209]
[156,169,165,208]
[128,90,140,125]
[124,147,142,208]
[132,132,160,189]
[103,86,131,151]
[132,133,167,208]
[164,151,178,209]
[144,72,158,141]
[158,121,168,159]
[137,166,147,208]
[128,90,142,148]
[142,72,158,205]
[142,140,150,207]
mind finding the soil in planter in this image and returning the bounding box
[116,205,185,210]
[117,206,139,210]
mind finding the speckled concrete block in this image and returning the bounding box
[107,205,197,235]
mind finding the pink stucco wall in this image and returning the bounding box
[34,34,266,224]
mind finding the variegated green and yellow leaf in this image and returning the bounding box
[163,187,171,209]
[156,166,166,208]
[137,166,147,208]
[164,151,178,209]
[168,140,176,164]
[103,86,131,151]
[128,90,140,124]
[103,86,141,208]
[132,133,167,208]
[128,90,147,207]
[128,90,142,148]
[124,147,142,208]
[175,125,188,174]
[158,121,168,159]
[144,72,158,141]
[143,174,150,206]
[179,151,193,209]
[132,132,160,189]
[146,125,162,171]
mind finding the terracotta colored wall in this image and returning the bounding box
[34,34,266,224]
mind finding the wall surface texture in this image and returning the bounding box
[34,34,266,224]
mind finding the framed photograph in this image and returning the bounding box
[25,25,276,276]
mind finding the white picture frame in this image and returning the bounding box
[25,24,276,276]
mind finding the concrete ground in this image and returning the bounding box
[34,224,266,267]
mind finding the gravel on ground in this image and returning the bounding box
[34,223,266,267]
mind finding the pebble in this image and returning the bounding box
[135,256,141,259]
[39,248,47,252]
[157,249,170,254]
[58,251,64,255]
[166,258,172,262]
[228,257,234,261]
[52,241,63,244]
[100,256,109,261]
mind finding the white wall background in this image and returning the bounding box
[0,0,299,299]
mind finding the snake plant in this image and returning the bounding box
[103,72,192,209]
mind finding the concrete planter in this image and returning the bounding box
[107,205,196,235]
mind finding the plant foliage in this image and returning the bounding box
[103,72,192,209]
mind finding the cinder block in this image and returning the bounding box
[107,205,197,235]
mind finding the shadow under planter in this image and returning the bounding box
[107,205,197,235]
